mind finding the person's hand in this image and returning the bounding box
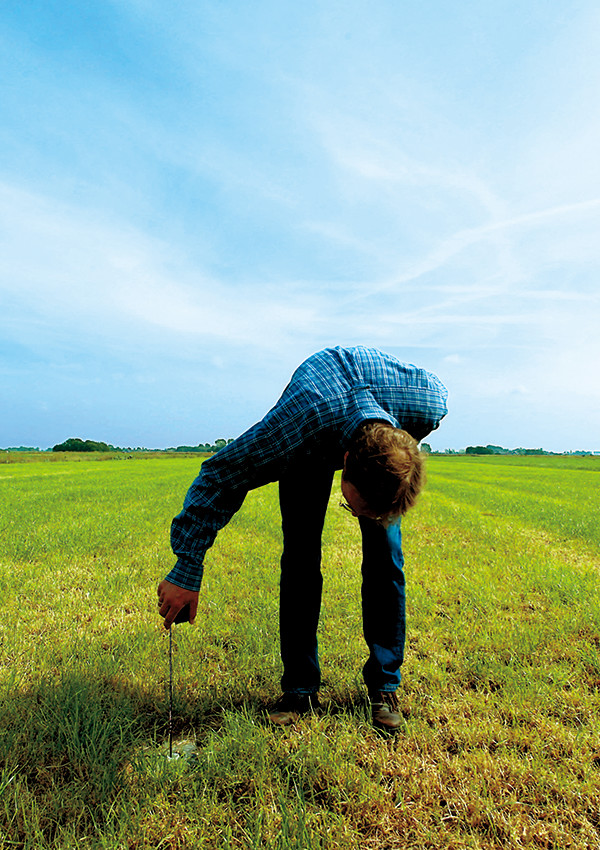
[157,579,199,629]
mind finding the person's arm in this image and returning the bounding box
[167,471,247,590]
[157,455,249,627]
[159,418,292,625]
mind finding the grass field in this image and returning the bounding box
[1,453,599,849]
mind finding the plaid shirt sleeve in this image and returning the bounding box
[166,346,448,590]
[166,420,299,589]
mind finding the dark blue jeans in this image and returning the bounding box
[278,459,406,696]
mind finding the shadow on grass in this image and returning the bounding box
[1,670,402,848]
[1,670,383,804]
[3,669,383,752]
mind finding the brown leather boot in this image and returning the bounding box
[370,691,403,732]
[268,693,320,727]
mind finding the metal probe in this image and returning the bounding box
[168,624,174,758]
[167,603,190,760]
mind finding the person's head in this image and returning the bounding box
[341,422,425,522]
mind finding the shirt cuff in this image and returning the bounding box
[164,559,204,592]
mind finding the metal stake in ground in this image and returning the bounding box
[166,603,192,761]
[168,624,174,758]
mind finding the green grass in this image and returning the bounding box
[1,454,599,848]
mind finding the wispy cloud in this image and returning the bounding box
[0,182,325,355]
[365,197,600,296]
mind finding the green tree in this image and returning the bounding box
[52,438,114,453]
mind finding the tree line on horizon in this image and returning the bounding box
[2,439,597,456]
[49,437,235,454]
[459,444,593,456]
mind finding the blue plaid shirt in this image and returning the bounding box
[167,346,448,590]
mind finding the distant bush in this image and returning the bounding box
[466,445,551,456]
[165,439,234,453]
[167,445,213,453]
[52,438,115,453]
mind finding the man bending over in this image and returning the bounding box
[158,346,448,731]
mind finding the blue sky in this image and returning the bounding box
[2,1,599,451]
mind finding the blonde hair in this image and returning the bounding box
[344,422,425,519]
